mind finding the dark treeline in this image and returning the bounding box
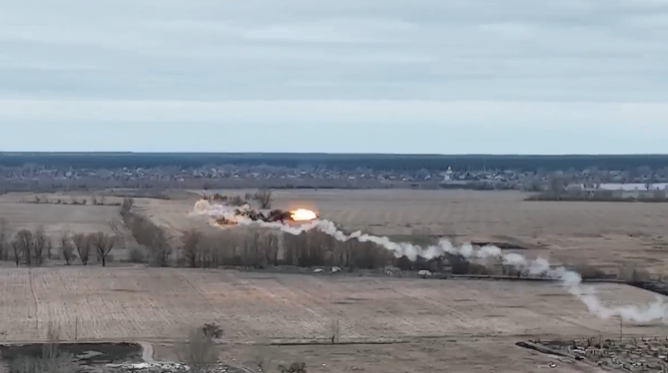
[3,152,668,171]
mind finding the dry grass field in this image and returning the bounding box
[5,189,666,272]
[1,267,663,372]
[2,189,668,371]
[136,189,668,273]
[0,193,119,239]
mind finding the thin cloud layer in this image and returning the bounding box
[1,0,667,152]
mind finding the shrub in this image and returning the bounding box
[202,322,224,339]
[127,247,147,263]
[229,196,246,207]
[278,362,307,373]
[573,264,607,279]
[618,264,652,282]
[176,327,218,373]
[120,198,134,218]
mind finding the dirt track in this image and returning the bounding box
[208,340,607,373]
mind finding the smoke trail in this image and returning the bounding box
[190,200,668,323]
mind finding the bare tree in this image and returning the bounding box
[330,319,340,344]
[60,231,75,265]
[87,232,116,267]
[262,232,280,266]
[109,218,124,236]
[175,327,218,373]
[120,198,134,220]
[547,175,566,198]
[182,228,203,268]
[129,215,160,247]
[33,226,50,267]
[108,218,127,253]
[72,233,90,265]
[43,321,62,358]
[0,218,9,261]
[10,236,22,267]
[240,229,264,268]
[253,188,273,209]
[251,340,273,373]
[46,238,53,262]
[13,229,34,267]
[150,227,171,267]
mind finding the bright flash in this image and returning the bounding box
[290,208,318,221]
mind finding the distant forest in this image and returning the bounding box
[1,152,668,171]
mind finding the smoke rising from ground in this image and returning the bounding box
[190,200,668,323]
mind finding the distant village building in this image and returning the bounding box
[442,167,453,182]
[566,182,668,199]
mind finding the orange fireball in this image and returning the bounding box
[290,208,318,221]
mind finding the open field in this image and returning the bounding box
[2,189,667,370]
[0,193,142,262]
[0,267,664,372]
[6,267,664,343]
[3,189,668,271]
[0,193,119,239]
[132,189,668,273]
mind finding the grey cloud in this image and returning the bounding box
[1,0,668,102]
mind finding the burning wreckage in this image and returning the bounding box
[198,194,318,227]
[214,207,318,226]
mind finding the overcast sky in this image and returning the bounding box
[1,0,667,153]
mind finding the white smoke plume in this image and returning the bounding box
[190,200,668,324]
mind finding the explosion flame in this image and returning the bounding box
[192,199,317,228]
[290,208,318,221]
